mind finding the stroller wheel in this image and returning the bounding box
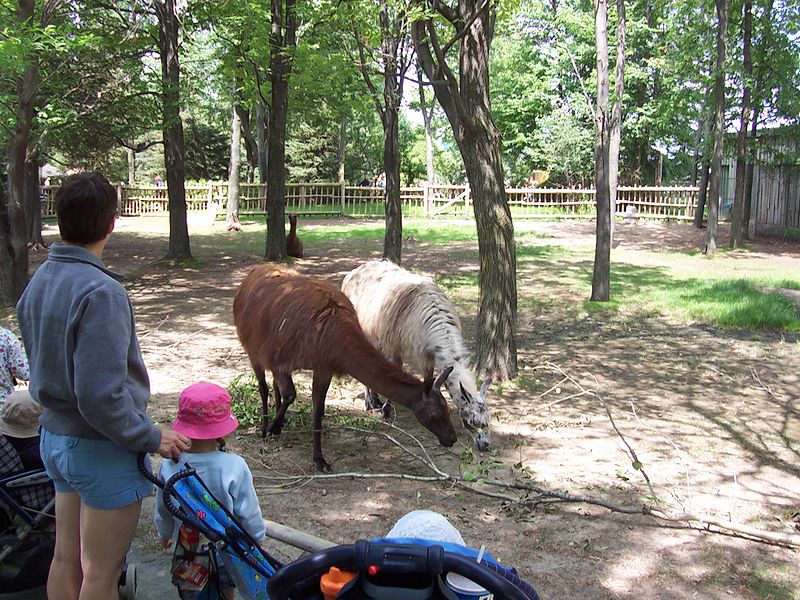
[118,563,137,600]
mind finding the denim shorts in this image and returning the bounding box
[39,427,154,510]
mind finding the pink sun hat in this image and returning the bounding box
[172,382,239,440]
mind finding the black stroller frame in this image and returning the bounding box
[0,468,55,563]
[0,462,136,599]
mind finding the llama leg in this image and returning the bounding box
[364,387,382,411]
[254,366,271,439]
[311,371,333,472]
[269,372,296,437]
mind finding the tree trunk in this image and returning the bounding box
[337,119,346,183]
[127,147,136,184]
[24,157,44,247]
[705,0,729,256]
[383,104,402,264]
[608,0,626,244]
[256,102,269,186]
[412,0,517,380]
[236,105,258,184]
[416,63,435,183]
[730,0,751,249]
[265,0,297,261]
[742,107,758,238]
[380,20,403,265]
[157,0,192,260]
[227,95,243,231]
[355,3,407,265]
[694,160,710,228]
[461,131,517,380]
[591,0,611,302]
[1,0,36,306]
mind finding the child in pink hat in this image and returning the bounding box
[154,382,265,600]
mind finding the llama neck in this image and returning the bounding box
[338,334,422,409]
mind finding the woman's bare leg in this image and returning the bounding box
[49,492,83,600]
[78,499,142,600]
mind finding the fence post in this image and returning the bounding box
[464,185,471,216]
[340,180,346,216]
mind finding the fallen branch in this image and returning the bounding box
[252,371,800,548]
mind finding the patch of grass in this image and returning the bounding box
[739,564,799,600]
[757,278,800,291]
[228,373,262,428]
[435,273,479,294]
[516,244,565,259]
[616,274,800,331]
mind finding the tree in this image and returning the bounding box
[608,0,626,242]
[415,62,436,183]
[730,0,752,248]
[155,0,192,260]
[2,0,39,305]
[265,0,297,261]
[705,0,729,256]
[591,0,611,301]
[227,83,243,231]
[355,0,412,264]
[412,0,517,380]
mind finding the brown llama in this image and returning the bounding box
[232,265,457,471]
[285,213,303,258]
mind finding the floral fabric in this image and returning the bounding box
[0,328,29,403]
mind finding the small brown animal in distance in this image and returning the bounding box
[232,265,457,471]
[286,213,303,258]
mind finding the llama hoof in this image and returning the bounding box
[364,388,382,412]
[380,402,393,420]
[315,457,333,472]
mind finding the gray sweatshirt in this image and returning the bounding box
[16,243,161,453]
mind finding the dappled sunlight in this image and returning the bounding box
[30,217,798,599]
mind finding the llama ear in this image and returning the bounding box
[434,365,454,390]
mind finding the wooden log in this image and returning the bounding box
[263,519,335,553]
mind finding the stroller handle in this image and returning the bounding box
[137,452,164,488]
[266,540,539,600]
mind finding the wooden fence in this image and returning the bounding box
[40,182,700,222]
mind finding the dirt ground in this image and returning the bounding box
[19,217,800,599]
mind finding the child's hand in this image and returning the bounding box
[159,538,173,549]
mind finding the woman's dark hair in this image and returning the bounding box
[55,172,117,244]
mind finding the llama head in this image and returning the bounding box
[415,365,457,447]
[454,376,492,452]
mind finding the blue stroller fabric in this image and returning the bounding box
[160,466,280,600]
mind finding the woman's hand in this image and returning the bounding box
[158,427,191,461]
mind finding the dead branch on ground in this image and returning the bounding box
[252,366,800,548]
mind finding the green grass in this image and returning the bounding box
[630,279,799,331]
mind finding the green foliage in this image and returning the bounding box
[228,373,263,428]
[184,118,230,180]
[532,108,595,187]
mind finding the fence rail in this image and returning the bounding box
[40,182,700,222]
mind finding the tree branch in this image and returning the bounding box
[252,365,800,549]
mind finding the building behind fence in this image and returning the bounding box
[40,182,703,222]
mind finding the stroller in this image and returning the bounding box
[139,454,540,600]
[0,437,136,600]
